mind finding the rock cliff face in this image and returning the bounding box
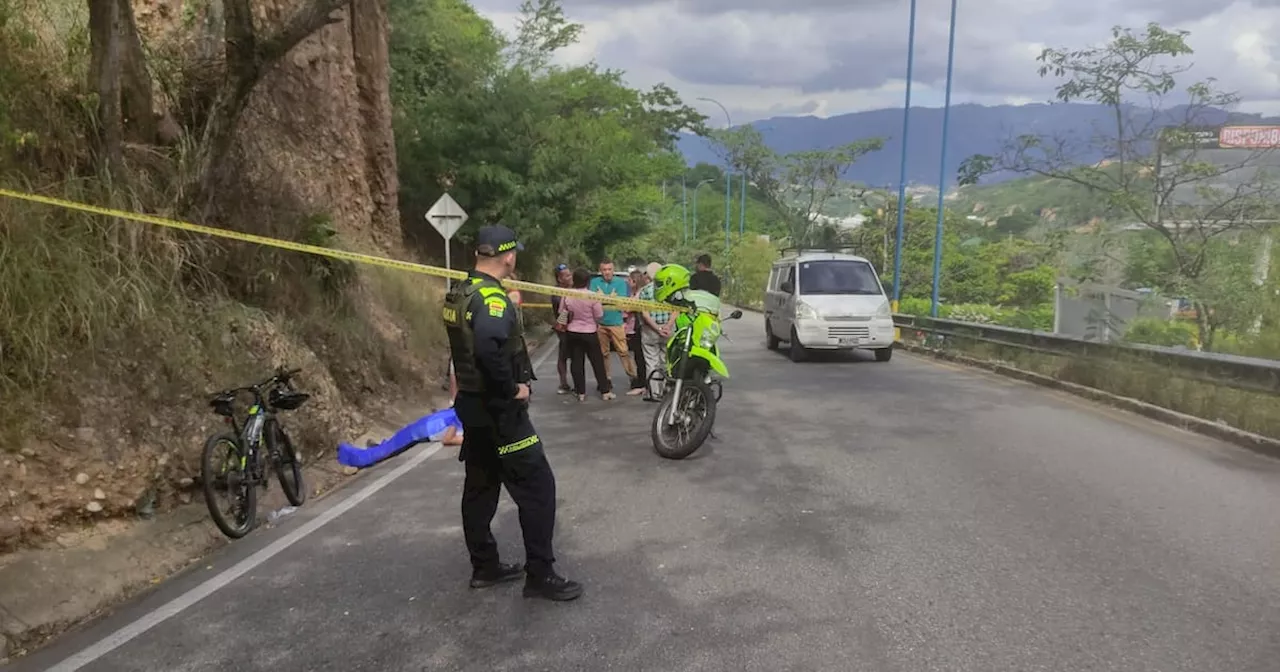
[231,0,400,251]
[137,0,400,251]
[0,1,423,656]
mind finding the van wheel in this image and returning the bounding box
[874,346,893,362]
[789,328,807,362]
[765,319,780,350]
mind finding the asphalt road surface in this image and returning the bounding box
[14,310,1280,672]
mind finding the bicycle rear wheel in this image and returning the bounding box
[268,422,306,506]
[201,432,257,538]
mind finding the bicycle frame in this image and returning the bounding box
[210,368,301,480]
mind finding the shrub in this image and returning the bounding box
[896,296,932,315]
[1123,317,1199,349]
[723,236,776,308]
[895,298,1055,332]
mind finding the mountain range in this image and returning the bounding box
[677,103,1280,188]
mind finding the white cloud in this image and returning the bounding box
[476,0,1280,123]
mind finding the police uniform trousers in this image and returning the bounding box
[453,392,557,578]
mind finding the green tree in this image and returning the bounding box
[722,236,777,308]
[957,23,1280,349]
[850,199,1057,308]
[391,0,704,268]
[709,125,885,247]
[994,211,1038,236]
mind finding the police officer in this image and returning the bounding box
[442,224,584,602]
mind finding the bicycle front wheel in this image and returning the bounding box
[267,422,306,507]
[201,432,258,538]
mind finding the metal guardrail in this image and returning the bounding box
[893,313,1280,397]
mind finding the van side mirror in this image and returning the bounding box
[780,280,793,294]
[728,310,743,319]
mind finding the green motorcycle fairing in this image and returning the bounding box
[663,292,730,378]
[690,345,729,377]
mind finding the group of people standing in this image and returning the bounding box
[550,254,720,403]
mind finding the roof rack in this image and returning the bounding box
[779,246,859,257]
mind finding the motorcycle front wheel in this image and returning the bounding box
[650,378,717,460]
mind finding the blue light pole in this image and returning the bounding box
[682,175,689,243]
[698,97,733,251]
[891,0,918,313]
[724,171,732,251]
[930,0,958,317]
[692,178,713,240]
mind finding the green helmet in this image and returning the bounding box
[653,263,691,302]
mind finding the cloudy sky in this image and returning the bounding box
[472,0,1280,125]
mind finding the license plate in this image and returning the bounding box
[838,337,860,346]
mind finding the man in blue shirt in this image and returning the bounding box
[588,258,642,396]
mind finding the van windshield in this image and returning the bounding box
[798,260,882,295]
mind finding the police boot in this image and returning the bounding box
[523,571,584,601]
[469,562,524,589]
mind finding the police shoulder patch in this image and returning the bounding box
[485,296,506,317]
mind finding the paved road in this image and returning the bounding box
[13,310,1280,671]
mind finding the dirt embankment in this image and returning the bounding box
[0,0,447,659]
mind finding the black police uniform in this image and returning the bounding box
[442,225,582,601]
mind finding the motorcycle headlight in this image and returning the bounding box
[876,300,892,317]
[795,301,818,320]
[698,322,722,349]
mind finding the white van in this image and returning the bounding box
[763,251,895,362]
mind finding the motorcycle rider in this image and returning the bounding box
[654,263,721,316]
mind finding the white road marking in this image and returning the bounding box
[46,442,443,672]
[531,334,559,374]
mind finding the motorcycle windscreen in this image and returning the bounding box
[682,289,721,314]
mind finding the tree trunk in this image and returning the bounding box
[88,0,124,177]
[349,0,399,245]
[1194,300,1213,351]
[186,0,348,214]
[115,0,157,143]
[192,77,258,213]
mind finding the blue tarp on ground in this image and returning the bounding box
[337,407,461,469]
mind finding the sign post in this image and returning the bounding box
[425,193,468,288]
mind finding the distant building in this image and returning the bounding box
[812,213,867,229]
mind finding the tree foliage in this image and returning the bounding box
[708,125,885,247]
[391,0,705,268]
[847,199,1059,308]
[956,23,1280,349]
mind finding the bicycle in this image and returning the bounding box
[201,366,310,539]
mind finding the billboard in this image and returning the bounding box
[1156,125,1280,223]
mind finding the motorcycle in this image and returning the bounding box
[650,289,743,460]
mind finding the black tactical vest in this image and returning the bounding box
[442,275,528,394]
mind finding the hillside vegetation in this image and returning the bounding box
[0,0,714,654]
[1,0,440,555]
[952,175,1117,230]
[0,0,704,559]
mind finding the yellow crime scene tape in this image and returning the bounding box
[0,188,684,315]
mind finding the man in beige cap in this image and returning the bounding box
[636,262,673,400]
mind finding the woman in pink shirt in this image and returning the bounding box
[560,268,614,401]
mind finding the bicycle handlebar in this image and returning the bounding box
[209,366,301,398]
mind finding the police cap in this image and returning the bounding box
[475,225,524,257]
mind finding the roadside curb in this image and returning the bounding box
[900,342,1280,461]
